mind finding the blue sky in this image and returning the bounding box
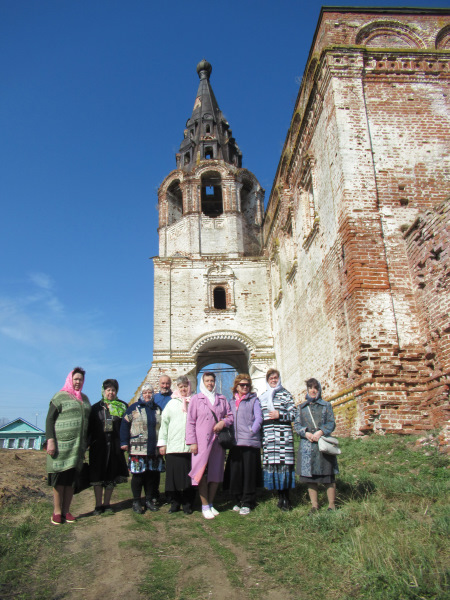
[0,0,446,429]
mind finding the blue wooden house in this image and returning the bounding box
[0,418,45,450]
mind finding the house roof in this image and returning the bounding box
[0,418,45,434]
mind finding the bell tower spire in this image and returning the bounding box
[176,60,242,171]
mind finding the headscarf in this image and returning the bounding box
[60,369,84,402]
[200,376,216,405]
[171,380,192,413]
[305,380,323,404]
[101,386,126,418]
[259,374,283,412]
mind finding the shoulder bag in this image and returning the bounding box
[307,405,341,456]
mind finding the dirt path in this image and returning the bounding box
[53,494,292,600]
[0,451,294,600]
[53,492,146,600]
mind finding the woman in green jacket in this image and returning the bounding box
[46,367,91,525]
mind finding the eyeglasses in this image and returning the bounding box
[238,383,250,387]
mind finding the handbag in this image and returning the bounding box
[307,406,341,456]
[209,408,234,450]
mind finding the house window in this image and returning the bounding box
[28,438,35,449]
[18,438,25,449]
[213,287,227,309]
[8,439,15,448]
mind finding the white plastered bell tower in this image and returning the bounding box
[144,60,275,394]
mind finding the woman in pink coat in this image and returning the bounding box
[186,371,233,520]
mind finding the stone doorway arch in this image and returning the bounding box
[191,331,253,375]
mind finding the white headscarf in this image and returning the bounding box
[200,376,216,405]
[259,375,283,412]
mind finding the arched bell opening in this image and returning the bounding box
[201,171,223,217]
[166,179,183,225]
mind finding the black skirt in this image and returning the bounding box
[298,474,336,484]
[164,453,192,492]
[47,468,77,487]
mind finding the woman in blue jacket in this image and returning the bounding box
[224,374,263,515]
[120,383,164,514]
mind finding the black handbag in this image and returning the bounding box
[209,408,234,449]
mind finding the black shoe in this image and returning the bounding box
[281,498,292,512]
[93,505,104,516]
[132,500,143,514]
[277,494,284,509]
[145,499,160,512]
[103,505,114,514]
[183,505,193,515]
[168,504,180,514]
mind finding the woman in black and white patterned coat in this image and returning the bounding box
[259,368,296,511]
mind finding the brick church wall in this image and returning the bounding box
[265,8,450,436]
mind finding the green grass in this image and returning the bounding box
[0,435,448,600]
[0,500,71,600]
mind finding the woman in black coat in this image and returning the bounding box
[88,379,128,514]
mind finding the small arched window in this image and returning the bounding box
[205,124,211,134]
[213,287,227,309]
[184,153,190,165]
[205,147,213,160]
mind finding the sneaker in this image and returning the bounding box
[51,513,63,525]
[183,506,193,515]
[168,504,180,514]
[232,505,241,512]
[93,506,104,516]
[103,505,114,514]
[64,512,77,523]
[202,507,215,519]
[132,500,143,514]
[239,506,251,515]
[209,506,219,516]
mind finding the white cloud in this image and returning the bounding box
[29,272,54,291]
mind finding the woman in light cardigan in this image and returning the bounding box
[158,375,196,514]
[185,372,233,519]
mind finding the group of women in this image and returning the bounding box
[46,367,338,524]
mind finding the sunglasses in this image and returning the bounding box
[238,383,251,387]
